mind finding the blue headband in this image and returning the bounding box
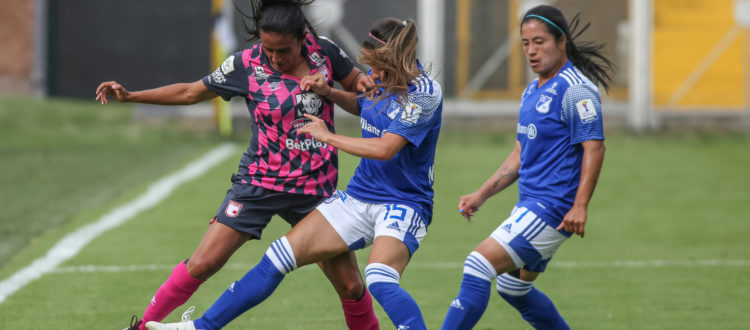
[525,14,565,36]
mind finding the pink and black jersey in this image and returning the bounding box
[202,34,355,196]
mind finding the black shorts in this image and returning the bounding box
[213,175,325,239]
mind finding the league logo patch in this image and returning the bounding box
[221,55,235,74]
[576,98,598,123]
[225,200,242,218]
[536,94,553,114]
[400,102,423,124]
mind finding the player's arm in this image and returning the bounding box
[458,141,522,221]
[96,80,217,105]
[297,114,408,160]
[556,139,605,237]
[300,73,359,115]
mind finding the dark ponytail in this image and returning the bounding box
[521,5,614,92]
[235,0,318,41]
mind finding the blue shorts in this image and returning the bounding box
[213,175,325,239]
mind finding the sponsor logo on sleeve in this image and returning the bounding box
[575,98,598,123]
[310,52,326,66]
[400,102,423,124]
[221,55,235,74]
[210,68,226,84]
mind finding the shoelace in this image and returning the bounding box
[129,315,141,329]
[181,306,196,322]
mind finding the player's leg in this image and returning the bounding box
[137,221,251,330]
[280,201,378,330]
[135,182,270,329]
[497,269,569,330]
[155,209,350,330]
[366,236,425,330]
[490,207,570,329]
[365,203,428,330]
[318,252,379,330]
[441,236,516,330]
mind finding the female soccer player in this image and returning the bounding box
[146,17,443,330]
[441,5,611,330]
[96,1,379,330]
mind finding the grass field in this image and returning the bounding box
[1,96,749,329]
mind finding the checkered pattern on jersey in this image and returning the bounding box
[238,34,338,196]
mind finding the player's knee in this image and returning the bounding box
[333,276,366,299]
[264,236,298,275]
[364,263,400,289]
[185,257,224,280]
[496,272,534,298]
[463,251,498,282]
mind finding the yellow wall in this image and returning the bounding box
[653,0,744,108]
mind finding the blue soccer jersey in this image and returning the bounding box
[515,61,604,231]
[345,68,443,224]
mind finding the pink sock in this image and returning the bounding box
[139,262,204,330]
[340,288,379,330]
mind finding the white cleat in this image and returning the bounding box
[145,306,197,330]
[144,320,196,330]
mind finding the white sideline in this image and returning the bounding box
[0,143,236,305]
[49,259,750,274]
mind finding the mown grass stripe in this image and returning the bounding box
[0,143,236,305]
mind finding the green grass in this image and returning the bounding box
[0,96,749,329]
[0,96,222,268]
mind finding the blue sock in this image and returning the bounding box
[497,273,570,330]
[442,251,497,330]
[365,263,426,330]
[194,237,297,330]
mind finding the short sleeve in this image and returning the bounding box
[386,78,442,147]
[201,51,249,101]
[318,37,355,81]
[560,84,604,145]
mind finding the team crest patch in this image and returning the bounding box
[576,98,598,123]
[535,94,553,114]
[399,102,423,124]
[220,55,235,74]
[317,66,331,83]
[386,100,400,120]
[253,66,268,80]
[225,200,242,218]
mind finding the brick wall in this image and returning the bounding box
[0,0,33,94]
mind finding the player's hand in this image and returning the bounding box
[95,81,130,104]
[557,204,587,237]
[299,73,331,97]
[297,114,332,142]
[458,191,485,222]
[355,74,376,93]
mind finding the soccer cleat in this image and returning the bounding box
[145,306,196,330]
[123,315,142,330]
